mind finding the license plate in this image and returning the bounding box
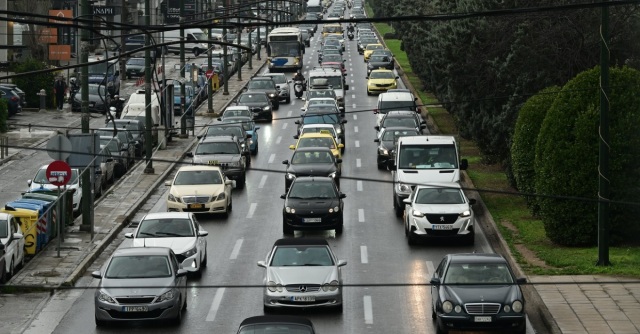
[292,296,315,302]
[188,203,203,209]
[474,316,492,322]
[432,225,453,230]
[208,160,219,165]
[122,306,148,312]
[303,218,321,223]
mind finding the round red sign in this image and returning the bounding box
[46,160,72,187]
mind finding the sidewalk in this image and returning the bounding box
[6,52,267,288]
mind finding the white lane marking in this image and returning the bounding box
[354,126,359,133]
[282,122,288,129]
[426,261,435,276]
[206,288,226,321]
[276,136,282,144]
[355,140,360,148]
[351,80,354,83]
[360,245,368,264]
[268,154,275,163]
[247,203,257,219]
[259,175,268,188]
[353,114,357,120]
[287,110,292,117]
[358,208,364,222]
[352,103,357,109]
[230,239,244,260]
[352,94,356,98]
[357,180,363,192]
[356,158,361,168]
[364,296,373,324]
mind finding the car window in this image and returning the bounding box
[398,145,458,170]
[206,126,244,138]
[415,188,464,204]
[105,255,172,278]
[292,151,333,164]
[174,170,224,185]
[136,218,195,238]
[302,114,339,125]
[444,263,513,284]
[0,219,7,238]
[382,118,417,128]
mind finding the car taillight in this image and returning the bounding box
[10,96,18,102]
[373,109,378,114]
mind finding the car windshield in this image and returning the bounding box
[398,145,458,169]
[322,55,342,63]
[307,90,336,99]
[415,187,464,204]
[370,71,395,79]
[223,109,251,118]
[206,126,244,138]
[33,168,79,184]
[0,220,8,238]
[378,100,416,113]
[136,218,195,238]
[308,99,335,107]
[325,40,340,47]
[127,58,144,65]
[302,114,339,125]
[174,170,223,185]
[239,94,268,103]
[381,129,418,141]
[298,137,336,150]
[100,138,120,153]
[288,181,337,199]
[369,55,389,62]
[223,119,252,131]
[382,117,417,128]
[239,324,313,334]
[195,142,239,155]
[105,255,172,279]
[307,105,338,114]
[302,127,336,137]
[248,80,274,90]
[265,75,286,84]
[270,246,334,266]
[444,263,514,284]
[292,151,334,164]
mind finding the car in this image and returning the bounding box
[296,107,346,146]
[0,83,26,108]
[186,135,247,188]
[376,110,426,135]
[318,46,342,63]
[324,35,345,51]
[105,119,146,157]
[245,77,280,109]
[0,86,22,116]
[235,92,273,122]
[236,315,317,333]
[301,30,311,47]
[304,88,338,102]
[99,136,130,177]
[402,183,476,245]
[0,212,25,282]
[220,105,253,120]
[364,44,385,61]
[319,54,343,66]
[280,178,346,235]
[430,253,527,334]
[96,128,137,167]
[258,238,347,310]
[367,69,399,95]
[173,84,197,116]
[125,57,145,79]
[125,212,208,275]
[28,165,83,214]
[283,147,341,190]
[290,132,344,159]
[374,127,420,169]
[367,54,394,75]
[98,145,116,185]
[358,38,379,54]
[262,73,291,104]
[92,247,188,326]
[71,84,110,113]
[165,165,234,214]
[220,116,260,155]
[375,90,421,127]
[298,124,340,145]
[204,123,252,161]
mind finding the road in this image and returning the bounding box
[23,17,538,334]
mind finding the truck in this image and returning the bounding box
[87,56,121,96]
[390,135,468,216]
[121,89,168,146]
[162,28,209,56]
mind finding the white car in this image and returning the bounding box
[301,97,343,114]
[0,212,25,282]
[165,166,234,216]
[27,165,83,214]
[125,212,208,275]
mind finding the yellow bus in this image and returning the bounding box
[322,24,343,38]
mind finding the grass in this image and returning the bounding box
[366,5,640,278]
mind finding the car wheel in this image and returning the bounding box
[335,303,343,313]
[7,259,14,280]
[435,320,448,334]
[367,90,371,96]
[407,231,416,246]
[263,304,274,314]
[237,176,246,189]
[228,197,233,212]
[285,97,291,104]
[201,251,208,268]
[431,308,437,320]
[172,298,183,325]
[19,253,25,269]
[95,316,108,327]
[252,145,258,156]
[335,219,344,234]
[377,162,384,170]
[283,218,293,235]
[394,200,403,217]
[465,229,475,246]
[193,48,201,57]
[182,293,188,310]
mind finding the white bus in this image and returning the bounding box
[267,27,304,71]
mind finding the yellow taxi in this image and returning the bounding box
[366,69,399,95]
[289,132,344,159]
[363,44,385,62]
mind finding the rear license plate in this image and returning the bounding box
[292,296,315,302]
[188,203,203,209]
[122,306,148,312]
[432,225,453,230]
[474,316,492,322]
[303,218,321,223]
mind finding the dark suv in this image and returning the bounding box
[245,77,280,110]
[186,135,248,188]
[204,123,252,165]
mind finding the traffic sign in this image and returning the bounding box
[46,134,72,161]
[205,70,214,79]
[46,160,72,187]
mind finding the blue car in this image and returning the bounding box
[173,84,196,116]
[221,115,260,155]
[0,86,22,116]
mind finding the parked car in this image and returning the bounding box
[0,86,22,116]
[28,165,82,214]
[99,136,129,177]
[98,145,116,185]
[0,212,25,282]
[105,119,146,157]
[71,84,110,114]
[96,128,136,167]
[0,83,26,108]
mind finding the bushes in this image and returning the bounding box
[11,58,57,108]
[535,66,640,246]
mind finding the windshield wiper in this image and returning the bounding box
[155,232,184,237]
[138,232,156,237]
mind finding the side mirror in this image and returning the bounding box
[176,268,189,276]
[516,277,527,284]
[225,180,233,186]
[124,232,134,238]
[301,107,306,111]
[389,164,397,171]
[420,124,426,129]
[395,76,399,79]
[468,198,477,205]
[255,126,260,130]
[282,160,289,165]
[293,135,299,139]
[366,76,369,79]
[339,193,346,199]
[403,198,411,204]
[336,158,342,163]
[430,277,441,286]
[341,120,347,124]
[13,233,23,239]
[294,120,300,124]
[289,145,295,150]
[345,84,349,90]
[374,138,380,143]
[339,106,345,112]
[185,152,194,158]
[27,180,32,186]
[91,271,102,279]
[257,260,267,268]
[164,181,172,186]
[337,260,347,267]
[280,194,286,199]
[338,144,344,149]
[198,230,209,237]
[374,126,380,131]
[217,117,222,121]
[460,158,469,170]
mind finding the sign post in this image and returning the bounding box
[46,160,71,258]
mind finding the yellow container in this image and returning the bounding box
[0,207,39,255]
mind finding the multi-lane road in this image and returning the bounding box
[21,17,538,334]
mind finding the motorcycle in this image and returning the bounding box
[348,32,354,40]
[293,80,305,99]
[106,94,125,120]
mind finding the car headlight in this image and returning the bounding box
[322,280,339,291]
[268,93,276,98]
[285,207,295,213]
[215,192,226,201]
[442,301,454,314]
[460,210,471,217]
[249,139,254,145]
[454,305,462,313]
[397,183,411,193]
[412,209,424,217]
[267,281,283,292]
[336,128,342,134]
[168,193,180,202]
[286,173,296,180]
[512,300,523,313]
[98,291,116,304]
[182,246,197,258]
[330,206,340,213]
[504,304,511,313]
[328,172,337,178]
[264,106,271,110]
[156,289,175,303]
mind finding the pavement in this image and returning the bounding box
[1,51,640,334]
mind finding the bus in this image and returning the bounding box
[266,27,304,71]
[306,0,323,19]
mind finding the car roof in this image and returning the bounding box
[274,238,329,246]
[112,247,172,257]
[370,69,393,74]
[201,135,239,143]
[176,165,223,172]
[384,110,418,117]
[239,315,314,327]
[142,212,193,220]
[294,146,333,153]
[379,91,415,101]
[299,132,335,139]
[225,106,250,111]
[448,253,507,264]
[415,182,462,191]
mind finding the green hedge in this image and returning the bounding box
[535,66,640,246]
[12,58,58,109]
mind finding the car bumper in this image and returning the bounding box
[408,217,474,239]
[167,197,228,214]
[251,109,272,120]
[283,213,342,231]
[436,313,526,333]
[368,84,396,93]
[278,90,290,100]
[264,289,342,309]
[95,297,182,322]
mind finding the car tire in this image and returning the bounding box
[263,304,274,314]
[465,229,475,246]
[431,308,437,320]
[201,251,208,268]
[172,298,183,325]
[377,163,384,170]
[394,200,403,217]
[182,293,188,310]
[95,316,108,327]
[7,259,14,280]
[335,303,343,313]
[252,145,258,156]
[283,218,293,235]
[237,176,246,189]
[367,90,371,96]
[407,231,417,246]
[435,321,448,334]
[274,102,279,110]
[19,253,25,270]
[193,48,201,57]
[335,220,344,234]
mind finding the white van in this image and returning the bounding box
[163,28,209,56]
[121,90,162,145]
[374,90,420,128]
[390,135,468,216]
[308,67,349,109]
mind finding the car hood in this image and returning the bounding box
[247,88,277,95]
[396,169,461,183]
[287,163,337,175]
[440,284,522,305]
[267,266,337,285]
[100,277,175,297]
[170,183,224,198]
[368,61,392,68]
[369,78,396,85]
[193,154,240,164]
[132,237,197,255]
[285,198,339,212]
[411,203,469,214]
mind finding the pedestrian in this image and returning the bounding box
[54,76,67,111]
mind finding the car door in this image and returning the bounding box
[191,215,207,263]
[432,257,447,312]
[11,217,24,268]
[170,252,187,294]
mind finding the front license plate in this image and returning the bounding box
[292,296,315,302]
[188,203,203,209]
[208,160,219,165]
[474,316,492,322]
[303,218,321,223]
[122,306,148,312]
[432,225,453,230]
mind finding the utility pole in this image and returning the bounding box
[248,17,252,70]
[237,15,242,80]
[596,1,611,266]
[80,0,91,228]
[222,0,229,95]
[143,0,154,174]
[180,0,185,78]
[119,0,126,81]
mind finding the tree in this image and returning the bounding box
[12,0,51,62]
[12,58,58,108]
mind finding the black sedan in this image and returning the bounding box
[374,127,419,169]
[125,57,145,79]
[236,315,316,333]
[430,253,527,334]
[280,177,345,235]
[283,147,341,191]
[71,84,110,113]
[295,110,347,146]
[235,92,273,122]
[367,54,394,75]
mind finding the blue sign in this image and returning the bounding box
[271,58,288,66]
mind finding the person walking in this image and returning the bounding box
[54,76,67,111]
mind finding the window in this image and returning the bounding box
[174,170,224,185]
[105,255,172,278]
[195,142,240,155]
